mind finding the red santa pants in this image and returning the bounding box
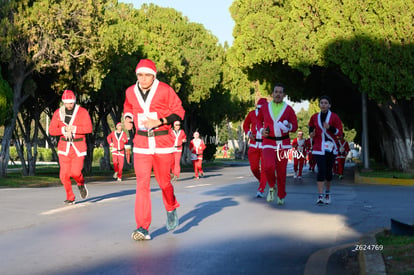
[58,148,85,201]
[171,151,183,177]
[248,146,267,192]
[336,157,346,175]
[262,148,289,199]
[133,152,180,230]
[293,155,305,176]
[192,158,203,177]
[112,152,125,179]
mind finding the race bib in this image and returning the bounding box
[323,141,334,152]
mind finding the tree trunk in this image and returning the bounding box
[375,100,414,170]
[0,74,27,178]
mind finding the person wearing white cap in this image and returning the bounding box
[243,98,268,198]
[123,59,185,241]
[170,120,187,182]
[49,89,92,205]
[107,122,130,181]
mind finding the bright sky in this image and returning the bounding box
[121,0,235,45]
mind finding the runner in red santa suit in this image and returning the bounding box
[305,136,316,172]
[123,59,185,241]
[257,84,298,205]
[308,95,343,205]
[49,90,92,205]
[107,122,130,182]
[243,98,268,198]
[291,130,307,180]
[170,120,187,182]
[189,131,206,179]
[334,133,350,180]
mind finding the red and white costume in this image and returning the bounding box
[49,90,92,201]
[291,136,308,177]
[189,134,206,178]
[123,60,185,231]
[243,98,268,193]
[334,138,350,176]
[257,101,297,200]
[107,125,129,180]
[308,110,343,156]
[171,126,187,178]
[305,138,316,171]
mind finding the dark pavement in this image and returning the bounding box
[0,161,413,275]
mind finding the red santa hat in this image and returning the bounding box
[257,98,268,108]
[116,122,122,128]
[135,59,157,76]
[62,90,76,104]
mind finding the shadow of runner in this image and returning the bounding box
[81,189,137,203]
[149,198,238,239]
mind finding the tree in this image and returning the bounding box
[230,0,414,170]
[0,0,133,176]
[0,68,13,127]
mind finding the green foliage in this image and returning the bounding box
[0,68,13,126]
[230,0,414,102]
[37,147,53,162]
[93,147,104,164]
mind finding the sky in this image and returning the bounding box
[121,0,235,45]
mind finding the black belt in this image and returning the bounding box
[255,139,263,142]
[137,130,169,137]
[265,135,289,141]
[60,137,83,142]
[175,146,182,148]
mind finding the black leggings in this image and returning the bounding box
[314,152,336,182]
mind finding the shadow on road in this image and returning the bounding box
[150,197,238,239]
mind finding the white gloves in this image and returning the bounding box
[277,121,289,132]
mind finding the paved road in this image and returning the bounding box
[1,162,413,275]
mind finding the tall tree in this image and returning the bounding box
[230,0,414,169]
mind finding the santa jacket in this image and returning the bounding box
[189,138,206,160]
[123,79,185,154]
[243,109,263,149]
[336,139,350,158]
[257,101,298,150]
[49,105,92,157]
[308,110,343,155]
[292,138,307,153]
[107,131,129,156]
[171,129,187,152]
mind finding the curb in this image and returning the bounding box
[304,242,356,275]
[354,169,414,186]
[358,228,387,275]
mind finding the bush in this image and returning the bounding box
[93,147,104,164]
[37,147,53,162]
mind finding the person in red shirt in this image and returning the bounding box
[334,133,350,179]
[170,121,187,182]
[257,84,298,205]
[308,95,343,205]
[107,122,130,182]
[189,131,206,179]
[243,98,268,198]
[49,90,92,205]
[123,59,185,241]
[291,130,307,180]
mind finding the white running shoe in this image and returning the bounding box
[324,194,331,204]
[266,188,275,202]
